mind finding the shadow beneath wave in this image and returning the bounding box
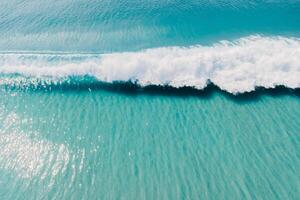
[4,80,299,103]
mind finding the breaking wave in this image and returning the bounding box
[0,36,299,94]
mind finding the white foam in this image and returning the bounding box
[0,35,299,93]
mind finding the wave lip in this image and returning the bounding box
[0,36,300,94]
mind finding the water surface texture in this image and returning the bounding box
[0,0,299,199]
[1,0,300,52]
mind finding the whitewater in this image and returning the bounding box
[0,36,299,94]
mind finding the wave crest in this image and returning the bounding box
[0,36,299,94]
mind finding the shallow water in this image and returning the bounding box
[0,87,299,199]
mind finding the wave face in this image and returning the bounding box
[0,36,299,94]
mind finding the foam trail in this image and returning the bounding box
[0,36,299,93]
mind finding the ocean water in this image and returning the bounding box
[0,0,299,199]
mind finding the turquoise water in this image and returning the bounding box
[1,0,300,52]
[0,0,300,199]
[0,87,299,199]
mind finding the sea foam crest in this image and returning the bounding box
[0,36,299,93]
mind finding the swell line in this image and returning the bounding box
[0,35,299,94]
